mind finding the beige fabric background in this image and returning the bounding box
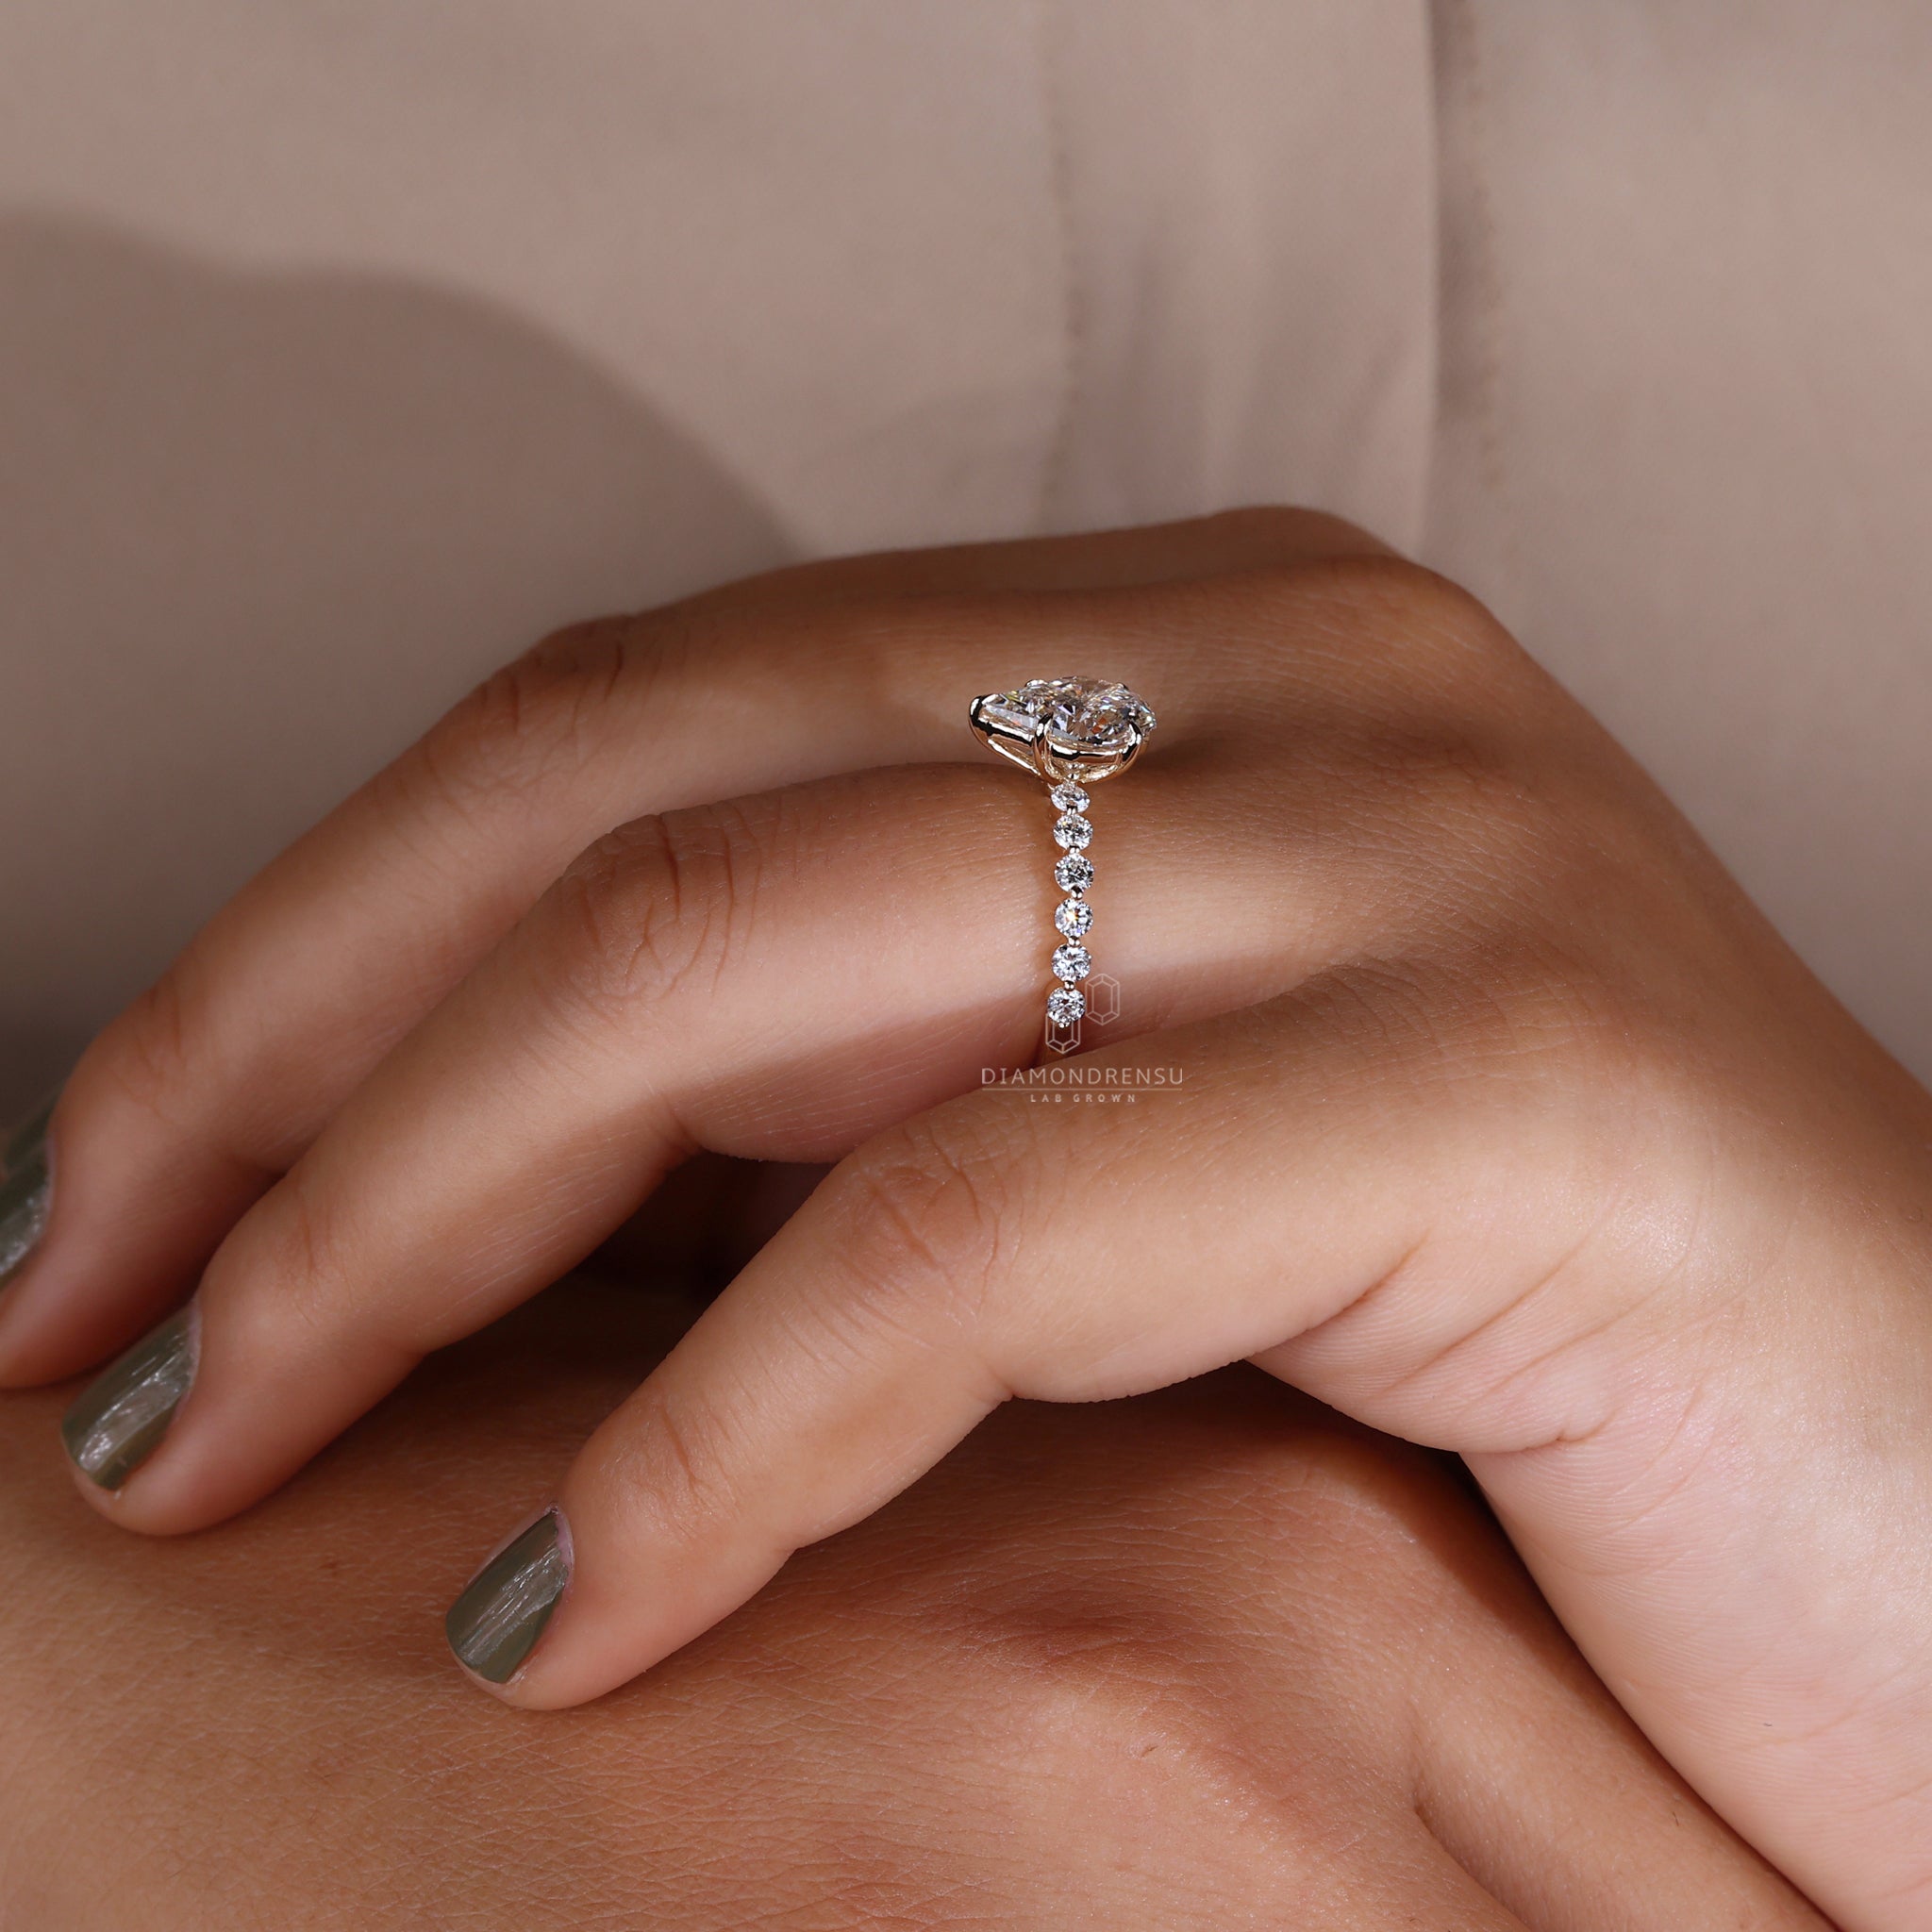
[1,2,1928,1118]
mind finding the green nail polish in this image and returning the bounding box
[0,1094,56,1288]
[61,1308,197,1491]
[445,1508,571,1685]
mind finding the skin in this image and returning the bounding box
[3,510,1931,1922]
[0,1272,1823,1929]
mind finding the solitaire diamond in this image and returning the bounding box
[970,675,1156,787]
[1055,897,1092,939]
[1054,854,1093,891]
[1046,987,1086,1025]
[1011,677,1156,755]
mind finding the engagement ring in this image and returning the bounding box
[967,676,1158,1037]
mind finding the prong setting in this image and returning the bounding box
[967,676,1157,1038]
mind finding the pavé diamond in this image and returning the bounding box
[1053,813,1092,851]
[1046,987,1086,1025]
[1049,781,1090,812]
[1054,854,1093,891]
[1052,943,1091,983]
[1054,897,1092,938]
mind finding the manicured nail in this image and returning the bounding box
[445,1507,571,1685]
[0,1094,57,1288]
[61,1307,197,1491]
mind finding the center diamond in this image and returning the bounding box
[970,673,1158,786]
[1006,676,1157,755]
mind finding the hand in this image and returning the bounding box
[5,511,1930,1924]
[0,1274,1822,1929]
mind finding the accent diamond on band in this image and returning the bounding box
[967,676,1158,1039]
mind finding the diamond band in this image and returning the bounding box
[968,676,1158,1040]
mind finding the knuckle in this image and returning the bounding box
[404,615,641,817]
[208,1174,356,1361]
[617,1377,749,1544]
[87,944,310,1173]
[1235,552,1541,713]
[942,1599,1347,1853]
[1324,554,1523,675]
[97,953,217,1128]
[541,803,757,1022]
[829,1116,1017,1340]
[969,1612,1213,1747]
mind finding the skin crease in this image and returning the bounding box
[5,511,1932,1923]
[0,1272,1824,1930]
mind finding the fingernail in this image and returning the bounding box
[445,1507,572,1685]
[0,1094,57,1289]
[61,1307,197,1491]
